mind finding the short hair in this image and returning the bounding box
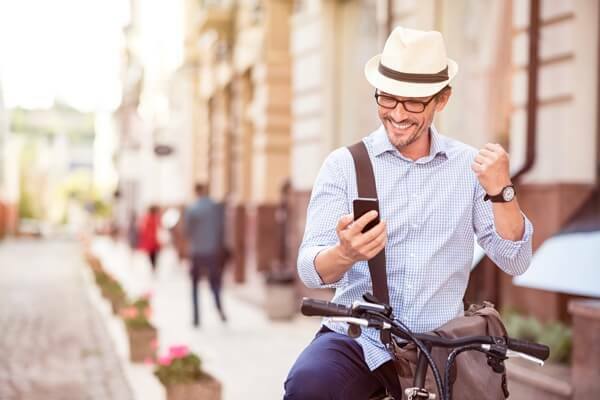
[194,183,208,196]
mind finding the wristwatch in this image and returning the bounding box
[484,184,516,203]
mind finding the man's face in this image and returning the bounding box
[376,88,451,150]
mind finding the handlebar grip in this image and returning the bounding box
[506,338,550,361]
[301,298,352,317]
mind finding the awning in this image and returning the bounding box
[513,231,600,297]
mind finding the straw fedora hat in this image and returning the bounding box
[365,26,458,98]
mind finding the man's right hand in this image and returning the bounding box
[313,211,387,284]
[335,211,387,266]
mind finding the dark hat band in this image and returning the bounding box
[378,62,449,83]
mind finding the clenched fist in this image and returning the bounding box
[471,143,512,195]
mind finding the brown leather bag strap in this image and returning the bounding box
[348,141,392,346]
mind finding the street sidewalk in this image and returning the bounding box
[89,236,320,400]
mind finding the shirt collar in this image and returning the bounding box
[371,124,448,162]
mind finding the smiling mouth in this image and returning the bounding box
[389,119,415,130]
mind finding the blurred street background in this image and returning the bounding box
[0,0,599,399]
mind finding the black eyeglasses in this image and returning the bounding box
[374,91,437,113]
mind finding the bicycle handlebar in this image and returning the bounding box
[300,297,550,361]
[300,298,353,317]
[505,337,550,361]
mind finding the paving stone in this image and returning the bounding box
[0,239,134,400]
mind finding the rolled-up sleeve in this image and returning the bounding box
[297,149,351,289]
[472,183,534,276]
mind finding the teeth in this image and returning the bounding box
[391,120,413,129]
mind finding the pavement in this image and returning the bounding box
[90,236,321,400]
[0,238,134,400]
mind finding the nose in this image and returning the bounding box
[389,102,410,121]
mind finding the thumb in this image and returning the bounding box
[336,214,354,232]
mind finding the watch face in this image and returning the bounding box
[502,186,515,202]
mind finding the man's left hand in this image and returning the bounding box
[471,143,512,195]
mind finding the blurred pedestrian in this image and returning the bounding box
[127,211,139,251]
[184,184,227,326]
[138,205,161,274]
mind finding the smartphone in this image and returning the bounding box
[352,197,380,233]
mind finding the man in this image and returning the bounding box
[284,26,533,399]
[184,183,227,326]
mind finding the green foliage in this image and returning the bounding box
[18,141,40,219]
[503,309,571,364]
[122,296,154,330]
[93,269,126,302]
[538,321,572,364]
[132,297,151,310]
[124,313,153,330]
[154,354,208,386]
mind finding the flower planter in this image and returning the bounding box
[127,325,157,362]
[165,376,222,400]
[107,293,126,314]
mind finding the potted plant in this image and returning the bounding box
[121,293,157,362]
[94,269,127,314]
[153,345,221,400]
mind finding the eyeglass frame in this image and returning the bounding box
[373,89,445,113]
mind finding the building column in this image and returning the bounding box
[226,71,255,282]
[246,0,293,272]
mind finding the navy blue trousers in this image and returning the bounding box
[284,327,402,399]
[190,253,223,325]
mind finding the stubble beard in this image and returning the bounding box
[385,118,426,149]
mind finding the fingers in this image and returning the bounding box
[479,148,496,159]
[349,210,379,234]
[471,162,483,174]
[361,226,387,257]
[484,143,503,153]
[352,219,386,248]
[336,215,387,263]
[336,214,354,233]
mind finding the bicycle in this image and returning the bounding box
[301,293,550,400]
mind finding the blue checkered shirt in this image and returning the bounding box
[297,125,533,371]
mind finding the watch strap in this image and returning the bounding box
[484,184,514,202]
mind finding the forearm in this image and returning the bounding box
[314,245,353,284]
[491,197,525,241]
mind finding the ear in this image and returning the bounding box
[434,87,452,111]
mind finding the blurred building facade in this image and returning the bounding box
[115,0,599,333]
[114,0,188,234]
[0,82,10,237]
[110,0,600,395]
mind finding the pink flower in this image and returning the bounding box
[144,357,154,366]
[158,355,172,366]
[142,290,154,300]
[168,345,189,359]
[120,307,139,319]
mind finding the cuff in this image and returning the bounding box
[298,246,348,289]
[491,214,533,259]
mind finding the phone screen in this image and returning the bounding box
[352,198,380,233]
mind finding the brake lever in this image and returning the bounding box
[361,293,393,316]
[506,350,545,366]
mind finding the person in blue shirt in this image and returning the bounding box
[184,183,227,326]
[284,26,533,399]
